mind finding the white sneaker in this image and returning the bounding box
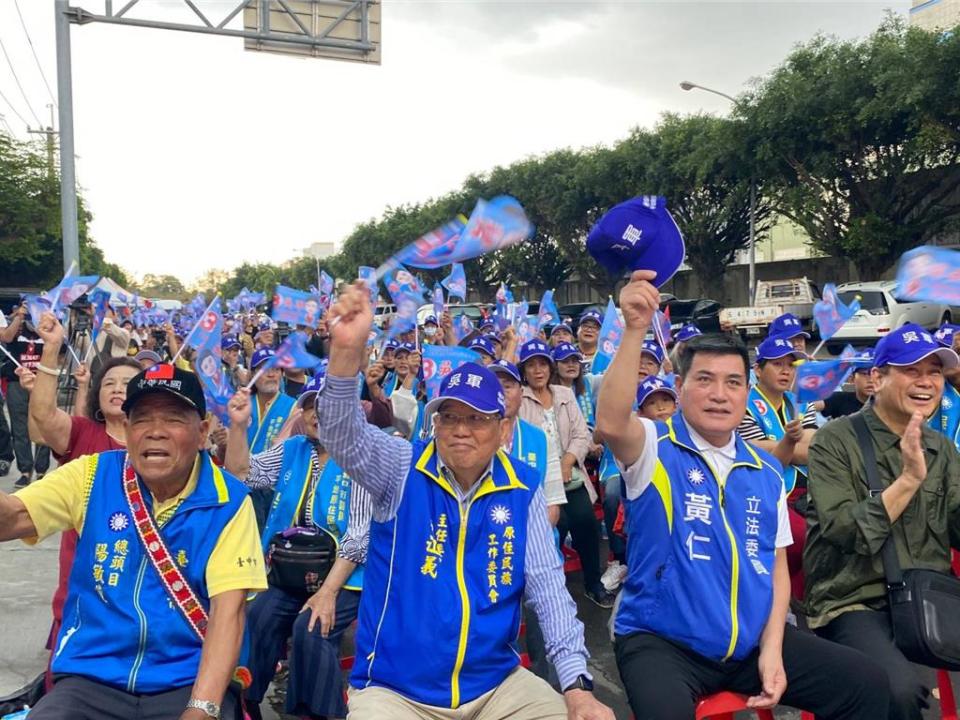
[601,560,627,591]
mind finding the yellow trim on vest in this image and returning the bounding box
[751,384,791,437]
[250,393,287,450]
[650,461,673,533]
[474,450,528,502]
[450,501,472,708]
[415,442,459,499]
[211,461,230,504]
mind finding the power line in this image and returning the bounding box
[13,0,57,109]
[0,86,28,128]
[0,31,42,126]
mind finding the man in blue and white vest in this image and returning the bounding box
[317,282,614,720]
[0,364,267,720]
[225,374,373,720]
[596,269,889,720]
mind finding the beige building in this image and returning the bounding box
[302,241,337,260]
[910,0,960,32]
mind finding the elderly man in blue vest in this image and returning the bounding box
[317,282,614,720]
[0,364,267,720]
[596,269,890,720]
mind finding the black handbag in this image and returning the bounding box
[266,526,337,597]
[851,412,960,670]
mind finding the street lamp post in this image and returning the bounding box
[680,80,757,304]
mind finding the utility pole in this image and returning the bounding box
[55,0,80,275]
[27,104,57,179]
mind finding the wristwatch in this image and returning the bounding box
[186,699,221,718]
[562,674,594,693]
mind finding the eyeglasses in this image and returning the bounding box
[434,411,500,430]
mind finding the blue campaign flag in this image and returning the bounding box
[814,283,861,341]
[367,323,383,348]
[393,218,468,270]
[187,299,234,426]
[452,313,475,343]
[188,294,207,317]
[421,344,480,401]
[23,294,53,327]
[537,289,560,331]
[456,196,535,264]
[795,344,857,404]
[895,246,960,305]
[494,299,512,332]
[46,267,99,317]
[592,298,624,374]
[433,284,445,319]
[88,288,112,342]
[653,309,672,350]
[386,288,420,341]
[496,283,514,306]
[513,300,529,333]
[271,285,324,328]
[268,331,324,371]
[384,265,427,304]
[358,266,379,305]
[441,263,467,301]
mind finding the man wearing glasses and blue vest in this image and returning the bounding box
[316,282,614,720]
[596,269,889,720]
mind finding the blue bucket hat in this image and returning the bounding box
[768,313,810,341]
[756,336,805,362]
[934,323,960,348]
[552,342,583,362]
[489,359,521,383]
[641,340,664,366]
[874,323,959,369]
[251,347,276,369]
[297,372,326,408]
[586,195,685,287]
[518,339,554,365]
[423,362,506,418]
[468,336,497,359]
[675,324,702,343]
[221,335,241,351]
[579,308,603,327]
[636,376,678,407]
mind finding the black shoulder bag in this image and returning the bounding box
[851,412,960,670]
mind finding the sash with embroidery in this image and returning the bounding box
[930,383,960,451]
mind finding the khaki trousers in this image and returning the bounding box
[347,667,567,720]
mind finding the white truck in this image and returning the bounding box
[719,278,822,339]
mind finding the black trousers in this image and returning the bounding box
[28,675,240,720]
[816,609,931,720]
[6,380,49,476]
[556,483,603,591]
[0,391,14,464]
[615,625,890,720]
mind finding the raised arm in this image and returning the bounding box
[224,388,253,479]
[0,304,25,344]
[595,270,660,468]
[28,312,74,456]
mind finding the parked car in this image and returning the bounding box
[826,280,959,353]
[719,277,821,339]
[415,303,491,327]
[660,297,724,334]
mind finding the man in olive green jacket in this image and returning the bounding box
[804,323,960,720]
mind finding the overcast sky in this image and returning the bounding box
[1,0,908,286]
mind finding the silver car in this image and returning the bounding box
[826,280,957,352]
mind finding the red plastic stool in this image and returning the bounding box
[939,669,958,720]
[561,545,582,573]
[695,692,775,720]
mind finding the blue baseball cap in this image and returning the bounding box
[850,347,876,371]
[579,308,603,327]
[641,340,664,365]
[586,195,685,287]
[478,319,496,333]
[519,339,554,365]
[297,372,326,408]
[550,322,574,338]
[934,323,960,348]
[636,376,678,407]
[468,336,496,359]
[756,336,805,362]
[484,333,503,346]
[256,320,274,336]
[422,314,439,326]
[251,347,276,369]
[552,342,583,362]
[395,342,416,356]
[489,359,521,383]
[873,323,959,369]
[221,335,241,351]
[423,362,506,418]
[675,324,702,343]
[383,339,399,352]
[768,313,810,340]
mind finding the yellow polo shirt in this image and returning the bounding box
[16,455,267,597]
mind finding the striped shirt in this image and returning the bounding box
[738,398,819,442]
[245,442,373,566]
[317,375,591,690]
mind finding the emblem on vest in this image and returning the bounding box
[491,505,511,525]
[945,396,954,410]
[687,468,705,486]
[108,512,130,532]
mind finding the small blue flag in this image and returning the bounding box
[441,263,467,301]
[421,344,480,400]
[592,298,624,374]
[268,331,324,371]
[433,284,445,320]
[271,285,324,328]
[895,246,960,305]
[813,283,861,341]
[537,289,560,331]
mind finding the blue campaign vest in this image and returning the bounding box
[745,385,807,494]
[260,436,363,591]
[510,419,547,488]
[247,392,296,454]
[930,383,960,451]
[352,441,536,708]
[614,417,784,662]
[53,450,249,693]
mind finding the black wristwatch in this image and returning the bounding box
[563,674,594,693]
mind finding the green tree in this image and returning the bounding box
[742,17,960,278]
[137,273,187,298]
